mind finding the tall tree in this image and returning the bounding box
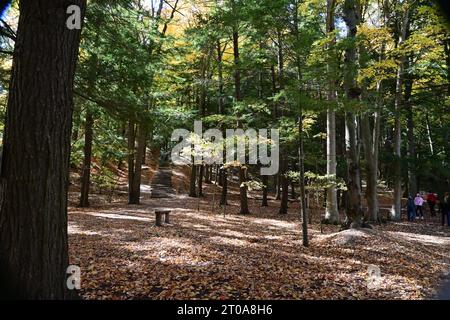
[79,107,94,207]
[0,0,86,299]
[342,0,363,228]
[324,0,340,224]
[231,0,249,215]
[392,2,413,220]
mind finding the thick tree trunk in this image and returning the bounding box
[361,112,380,222]
[342,0,363,228]
[0,0,85,299]
[79,109,94,208]
[189,164,197,198]
[360,42,382,223]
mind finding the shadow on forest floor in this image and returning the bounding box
[68,182,450,300]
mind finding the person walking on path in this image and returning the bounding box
[406,196,415,222]
[414,193,425,220]
[427,191,437,217]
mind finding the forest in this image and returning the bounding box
[0,0,449,301]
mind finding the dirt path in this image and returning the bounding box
[150,167,175,199]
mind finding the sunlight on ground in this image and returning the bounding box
[88,212,151,222]
[388,231,450,246]
[209,236,251,247]
[68,223,100,236]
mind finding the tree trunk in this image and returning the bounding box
[0,0,85,299]
[343,0,363,228]
[405,61,417,196]
[239,167,249,215]
[324,0,339,224]
[217,39,225,115]
[79,109,94,208]
[189,164,197,198]
[129,126,146,205]
[299,115,308,246]
[425,111,434,156]
[127,120,137,204]
[279,157,289,214]
[231,2,249,215]
[292,0,308,246]
[359,22,382,223]
[361,112,380,222]
[220,169,228,205]
[392,5,411,220]
[198,165,204,197]
[262,174,269,207]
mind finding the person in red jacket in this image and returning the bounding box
[427,191,437,217]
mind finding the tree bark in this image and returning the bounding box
[342,0,363,228]
[127,120,136,204]
[279,157,289,214]
[129,125,146,204]
[0,0,86,299]
[324,0,339,224]
[217,39,225,115]
[220,169,228,205]
[189,164,197,198]
[79,108,94,208]
[198,165,204,197]
[262,174,269,207]
[392,5,411,220]
[292,0,308,246]
[361,111,380,222]
[405,60,417,196]
[231,1,249,215]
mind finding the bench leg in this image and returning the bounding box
[164,213,170,224]
[155,213,163,227]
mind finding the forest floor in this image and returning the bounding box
[67,166,450,300]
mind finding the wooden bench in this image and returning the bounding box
[155,210,171,226]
